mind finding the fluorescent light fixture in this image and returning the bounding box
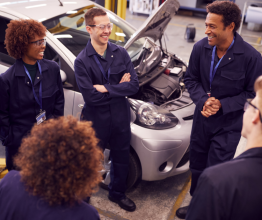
[29,0,45,1]
[63,2,77,4]
[38,18,46,22]
[54,34,73,39]
[106,12,118,22]
[115,32,126,37]
[66,10,78,14]
[25,3,46,8]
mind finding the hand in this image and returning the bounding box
[93,85,108,93]
[119,73,131,83]
[201,97,221,118]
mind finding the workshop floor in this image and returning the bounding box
[0,6,259,220]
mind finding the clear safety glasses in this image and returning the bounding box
[87,23,113,31]
[244,99,262,122]
[29,38,46,47]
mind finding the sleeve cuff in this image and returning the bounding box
[197,96,209,111]
[220,98,230,115]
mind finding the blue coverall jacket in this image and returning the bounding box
[0,171,100,220]
[186,147,262,220]
[0,59,64,170]
[74,40,139,199]
[184,32,262,195]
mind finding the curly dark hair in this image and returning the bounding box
[5,19,47,59]
[206,1,241,33]
[14,116,103,206]
[85,8,107,25]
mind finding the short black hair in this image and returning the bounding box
[85,8,107,26]
[206,1,241,33]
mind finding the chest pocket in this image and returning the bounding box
[219,70,245,96]
[42,85,59,113]
[110,64,127,84]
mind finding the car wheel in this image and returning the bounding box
[99,148,141,191]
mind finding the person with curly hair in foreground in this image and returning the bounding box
[0,19,64,171]
[0,116,102,220]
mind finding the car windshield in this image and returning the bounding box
[42,5,146,59]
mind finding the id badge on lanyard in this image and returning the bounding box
[23,61,46,125]
[208,37,235,96]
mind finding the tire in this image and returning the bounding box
[99,149,142,191]
[126,150,141,190]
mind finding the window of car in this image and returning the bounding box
[0,16,15,67]
[42,5,146,59]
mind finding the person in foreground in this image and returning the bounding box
[0,19,64,171]
[74,8,139,211]
[0,116,102,220]
[176,1,262,218]
[185,75,262,220]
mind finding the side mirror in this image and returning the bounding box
[60,69,73,89]
[60,69,67,83]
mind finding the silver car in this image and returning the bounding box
[0,0,195,189]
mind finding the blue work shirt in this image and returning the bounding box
[0,59,64,149]
[74,41,139,130]
[0,171,100,220]
[184,32,262,132]
[186,147,262,220]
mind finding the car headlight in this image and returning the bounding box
[128,98,179,130]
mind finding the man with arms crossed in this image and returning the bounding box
[176,1,262,218]
[74,8,139,212]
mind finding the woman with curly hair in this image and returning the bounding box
[0,19,64,171]
[0,116,102,220]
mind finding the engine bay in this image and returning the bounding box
[131,43,187,106]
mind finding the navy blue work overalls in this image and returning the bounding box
[74,41,139,199]
[184,33,262,195]
[0,59,65,170]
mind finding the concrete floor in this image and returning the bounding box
[0,6,260,220]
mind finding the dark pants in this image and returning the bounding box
[189,113,241,196]
[96,122,130,200]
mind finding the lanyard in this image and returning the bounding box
[93,55,110,84]
[209,37,235,90]
[23,61,42,110]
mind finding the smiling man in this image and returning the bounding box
[176,1,262,219]
[74,8,139,211]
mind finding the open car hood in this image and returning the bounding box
[124,0,179,50]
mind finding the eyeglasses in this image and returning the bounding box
[244,99,262,122]
[87,23,113,31]
[29,38,46,47]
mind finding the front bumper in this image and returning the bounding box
[130,101,195,181]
